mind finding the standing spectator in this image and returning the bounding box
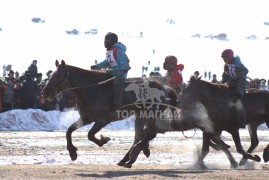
[36,81,46,110]
[27,60,38,80]
[13,79,23,109]
[35,73,43,85]
[43,70,52,84]
[2,78,14,112]
[193,71,200,79]
[21,72,38,109]
[204,71,207,79]
[208,71,211,80]
[211,74,218,83]
[5,70,16,83]
[0,78,5,112]
[259,79,268,90]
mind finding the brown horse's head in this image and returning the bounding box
[42,60,69,99]
[178,75,202,109]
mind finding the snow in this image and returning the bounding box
[0,109,267,131]
[0,109,268,167]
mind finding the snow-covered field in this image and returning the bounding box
[0,109,268,169]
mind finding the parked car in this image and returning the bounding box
[32,17,45,23]
[246,35,257,40]
[85,29,98,35]
[65,29,79,35]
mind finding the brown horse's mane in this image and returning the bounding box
[246,88,269,94]
[189,76,231,95]
[65,64,162,87]
[66,64,109,76]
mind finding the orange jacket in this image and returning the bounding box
[167,64,184,85]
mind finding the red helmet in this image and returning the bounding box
[221,49,234,59]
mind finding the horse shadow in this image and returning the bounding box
[75,169,209,179]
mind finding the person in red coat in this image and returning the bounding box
[0,78,5,112]
[163,55,185,93]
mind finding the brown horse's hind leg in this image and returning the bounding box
[66,118,86,161]
[118,117,150,167]
[198,134,210,169]
[88,120,110,147]
[210,134,238,169]
[125,121,157,168]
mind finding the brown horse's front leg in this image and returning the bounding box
[240,123,259,165]
[231,130,261,163]
[88,121,110,147]
[66,118,85,161]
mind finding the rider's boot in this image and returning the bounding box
[234,98,246,129]
[111,78,124,111]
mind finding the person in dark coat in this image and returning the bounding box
[21,72,38,109]
[13,79,24,109]
[27,60,38,80]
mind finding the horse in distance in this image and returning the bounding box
[42,60,176,162]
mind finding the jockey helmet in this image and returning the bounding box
[104,32,118,49]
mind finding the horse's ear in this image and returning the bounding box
[55,60,59,67]
[198,76,203,80]
[61,59,66,66]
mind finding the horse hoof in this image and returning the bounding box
[254,154,261,162]
[143,148,151,158]
[100,135,111,145]
[197,161,208,170]
[117,161,126,167]
[230,162,238,169]
[239,158,247,166]
[70,152,78,161]
[124,163,132,168]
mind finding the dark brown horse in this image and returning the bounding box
[120,76,267,168]
[178,76,263,165]
[42,60,176,161]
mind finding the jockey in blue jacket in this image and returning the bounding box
[91,32,131,111]
[221,49,248,128]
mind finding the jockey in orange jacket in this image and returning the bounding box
[163,55,185,93]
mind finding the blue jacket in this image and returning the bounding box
[95,42,131,82]
[222,55,249,95]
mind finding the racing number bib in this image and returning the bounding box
[106,50,118,66]
[227,64,237,78]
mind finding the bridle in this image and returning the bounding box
[44,71,70,96]
[44,69,116,96]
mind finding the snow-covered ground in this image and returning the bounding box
[0,109,268,168]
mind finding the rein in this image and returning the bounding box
[65,76,116,91]
[168,114,197,139]
[45,70,116,94]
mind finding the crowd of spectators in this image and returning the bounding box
[0,60,77,113]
